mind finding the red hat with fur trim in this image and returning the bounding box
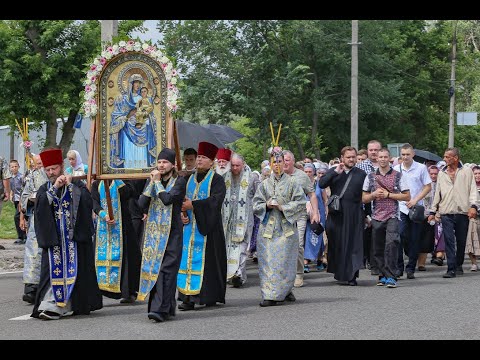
[216,148,232,161]
[39,149,63,168]
[198,142,219,161]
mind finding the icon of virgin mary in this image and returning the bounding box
[109,73,158,169]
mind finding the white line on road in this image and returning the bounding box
[0,271,23,275]
[9,314,32,321]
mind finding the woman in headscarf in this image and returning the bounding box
[65,150,88,176]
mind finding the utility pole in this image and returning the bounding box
[448,20,458,148]
[9,128,14,161]
[350,20,359,149]
[101,20,118,43]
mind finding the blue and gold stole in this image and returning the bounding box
[137,177,177,301]
[47,183,77,307]
[95,180,124,293]
[177,169,214,295]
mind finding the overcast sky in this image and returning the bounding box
[130,20,162,42]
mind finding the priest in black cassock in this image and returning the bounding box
[177,141,227,311]
[31,148,102,320]
[91,179,141,303]
[318,146,366,286]
[136,148,186,323]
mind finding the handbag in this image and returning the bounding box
[397,165,426,223]
[408,204,426,223]
[327,171,353,213]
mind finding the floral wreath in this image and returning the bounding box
[82,40,179,118]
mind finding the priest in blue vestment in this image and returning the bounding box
[31,148,102,320]
[137,148,186,322]
[177,142,227,311]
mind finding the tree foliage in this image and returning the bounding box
[157,20,480,165]
[0,20,143,154]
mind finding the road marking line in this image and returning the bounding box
[9,314,32,321]
[0,271,23,275]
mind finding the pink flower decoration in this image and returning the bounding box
[85,85,91,92]
[90,65,97,71]
[90,76,96,82]
[127,40,134,46]
[88,99,96,104]
[23,141,32,149]
[107,46,114,53]
[100,58,106,65]
[144,48,151,54]
[120,47,126,53]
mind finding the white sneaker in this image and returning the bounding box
[471,264,478,272]
[294,277,304,288]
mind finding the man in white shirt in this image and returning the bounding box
[393,144,431,279]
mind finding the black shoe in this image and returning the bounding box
[259,300,277,307]
[178,302,195,311]
[231,275,242,288]
[456,267,464,275]
[148,312,165,322]
[347,279,358,286]
[432,258,444,266]
[284,292,296,302]
[418,266,426,271]
[252,257,258,263]
[443,271,456,278]
[39,311,61,320]
[120,295,136,304]
[13,239,23,245]
[22,293,35,304]
[407,272,415,279]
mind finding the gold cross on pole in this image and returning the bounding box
[269,122,282,175]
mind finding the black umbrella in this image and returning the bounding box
[413,149,442,163]
[202,124,244,144]
[175,120,225,149]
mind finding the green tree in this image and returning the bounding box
[0,20,143,155]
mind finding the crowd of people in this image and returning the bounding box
[0,138,479,322]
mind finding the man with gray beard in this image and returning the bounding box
[222,153,260,287]
[282,150,320,288]
[20,154,48,303]
[216,148,232,176]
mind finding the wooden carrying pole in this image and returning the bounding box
[173,120,182,170]
[86,115,114,220]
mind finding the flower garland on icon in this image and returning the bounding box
[82,40,179,118]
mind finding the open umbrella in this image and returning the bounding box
[202,124,244,144]
[175,120,244,149]
[413,149,442,163]
[175,120,225,149]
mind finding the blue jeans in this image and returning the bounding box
[440,214,469,273]
[398,212,421,274]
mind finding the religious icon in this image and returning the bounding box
[96,52,172,178]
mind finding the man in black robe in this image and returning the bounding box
[178,141,227,310]
[91,179,141,303]
[318,146,366,286]
[32,148,102,320]
[128,179,148,249]
[136,148,186,322]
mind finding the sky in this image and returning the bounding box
[130,20,162,43]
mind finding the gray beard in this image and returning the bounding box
[216,164,230,176]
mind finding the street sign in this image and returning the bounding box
[457,112,477,125]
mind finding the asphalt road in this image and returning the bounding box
[1,259,480,340]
